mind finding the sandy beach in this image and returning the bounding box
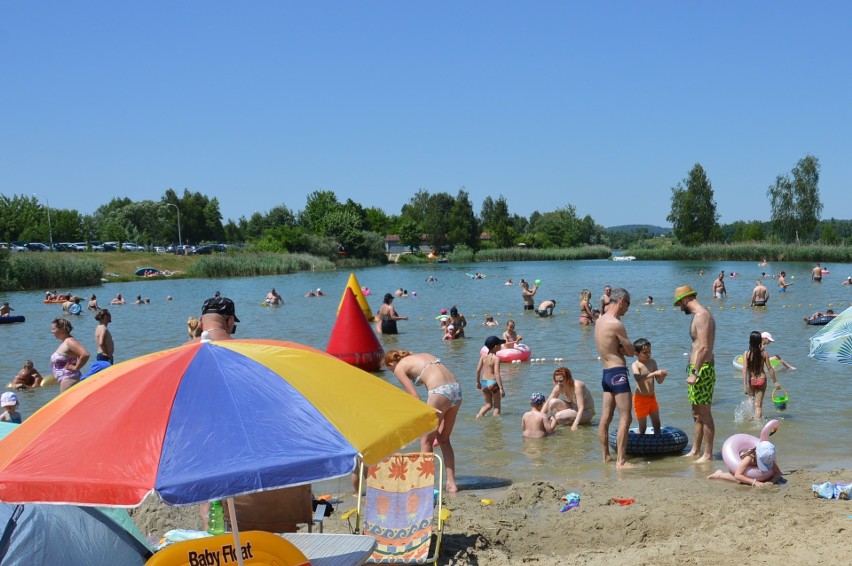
[129,465,852,565]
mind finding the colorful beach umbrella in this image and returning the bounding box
[0,339,438,507]
[808,306,852,365]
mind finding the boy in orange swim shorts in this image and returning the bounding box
[631,338,668,435]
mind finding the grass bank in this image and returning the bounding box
[0,251,340,291]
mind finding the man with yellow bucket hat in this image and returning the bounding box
[674,285,716,463]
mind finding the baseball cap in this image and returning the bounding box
[530,392,546,405]
[1,392,18,407]
[484,336,506,350]
[756,441,776,473]
[761,332,774,342]
[201,297,240,322]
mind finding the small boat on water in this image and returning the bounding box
[0,315,25,324]
[612,255,636,262]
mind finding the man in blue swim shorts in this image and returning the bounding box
[594,287,636,469]
[674,285,716,464]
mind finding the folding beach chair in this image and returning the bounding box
[222,484,327,533]
[342,452,450,564]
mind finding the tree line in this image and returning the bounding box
[0,187,609,259]
[1,153,845,261]
[667,154,840,245]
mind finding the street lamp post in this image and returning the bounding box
[165,203,182,252]
[34,194,53,250]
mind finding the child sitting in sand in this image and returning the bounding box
[476,336,506,418]
[11,360,43,389]
[522,392,557,438]
[631,338,667,434]
[708,441,782,487]
[1,392,21,424]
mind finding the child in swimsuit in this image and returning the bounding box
[743,331,779,420]
[0,392,21,424]
[502,320,522,349]
[522,392,557,438]
[476,336,506,418]
[631,338,668,435]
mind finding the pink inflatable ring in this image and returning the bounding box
[479,344,532,363]
[721,419,779,481]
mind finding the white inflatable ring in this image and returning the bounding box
[721,419,779,481]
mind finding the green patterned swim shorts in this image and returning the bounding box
[687,363,715,405]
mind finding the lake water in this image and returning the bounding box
[3,259,851,489]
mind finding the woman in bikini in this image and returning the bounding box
[742,331,779,420]
[544,366,595,430]
[50,318,90,393]
[579,289,594,325]
[384,349,462,493]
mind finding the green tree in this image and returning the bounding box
[730,221,765,243]
[667,163,721,246]
[398,219,422,252]
[447,188,480,250]
[0,195,43,242]
[768,154,822,242]
[364,207,392,235]
[423,192,455,252]
[819,222,840,245]
[481,196,514,248]
[300,190,341,234]
[529,205,582,247]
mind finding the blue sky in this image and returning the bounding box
[2,2,850,228]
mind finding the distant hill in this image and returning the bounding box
[605,224,671,235]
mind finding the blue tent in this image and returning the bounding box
[0,423,152,565]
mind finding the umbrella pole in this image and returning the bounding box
[226,497,246,566]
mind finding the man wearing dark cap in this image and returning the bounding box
[198,296,240,340]
[674,285,716,464]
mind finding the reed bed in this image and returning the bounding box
[629,243,852,262]
[473,245,612,262]
[1,254,104,291]
[186,253,336,278]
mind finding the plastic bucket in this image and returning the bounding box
[772,385,789,411]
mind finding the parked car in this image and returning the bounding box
[190,244,227,255]
[121,242,145,251]
[154,246,166,253]
[102,242,118,252]
[25,242,50,251]
[71,242,88,251]
[7,242,28,252]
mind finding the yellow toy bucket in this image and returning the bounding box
[772,385,789,411]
